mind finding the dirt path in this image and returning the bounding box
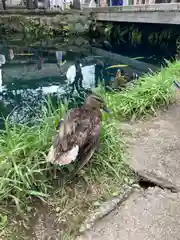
[77,100,180,240]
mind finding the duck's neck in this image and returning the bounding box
[83,105,101,117]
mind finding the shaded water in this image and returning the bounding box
[108,22,178,65]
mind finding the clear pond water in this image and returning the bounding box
[0,37,164,126]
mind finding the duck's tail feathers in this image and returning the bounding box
[46,145,79,166]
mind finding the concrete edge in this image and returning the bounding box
[90,3,180,13]
[78,184,137,234]
[91,47,158,72]
[136,169,179,193]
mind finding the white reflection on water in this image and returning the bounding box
[0,54,6,92]
[40,85,66,94]
[10,85,66,95]
[0,54,6,65]
[66,64,95,89]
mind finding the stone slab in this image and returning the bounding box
[93,11,180,24]
[77,187,180,240]
[90,3,180,12]
[90,4,180,24]
[126,102,180,191]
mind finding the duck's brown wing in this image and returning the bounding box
[53,108,93,150]
[53,108,80,143]
[48,108,94,165]
[71,124,100,177]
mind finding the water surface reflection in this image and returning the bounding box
[0,42,147,126]
[0,45,105,125]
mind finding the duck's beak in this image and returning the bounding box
[103,106,111,114]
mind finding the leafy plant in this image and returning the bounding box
[104,24,113,41]
[130,28,142,45]
[20,19,54,41]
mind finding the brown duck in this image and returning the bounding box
[47,93,110,172]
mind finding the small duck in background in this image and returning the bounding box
[47,93,110,174]
[112,69,127,90]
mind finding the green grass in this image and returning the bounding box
[0,101,130,239]
[1,60,180,238]
[103,61,180,120]
[0,103,129,208]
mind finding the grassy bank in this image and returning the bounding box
[104,61,179,120]
[1,61,180,238]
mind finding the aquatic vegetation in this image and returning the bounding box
[20,19,54,41]
[0,17,53,42]
[130,28,142,45]
[112,25,129,44]
[104,23,113,41]
[148,31,172,47]
[96,22,177,52]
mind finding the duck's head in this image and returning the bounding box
[84,93,110,113]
